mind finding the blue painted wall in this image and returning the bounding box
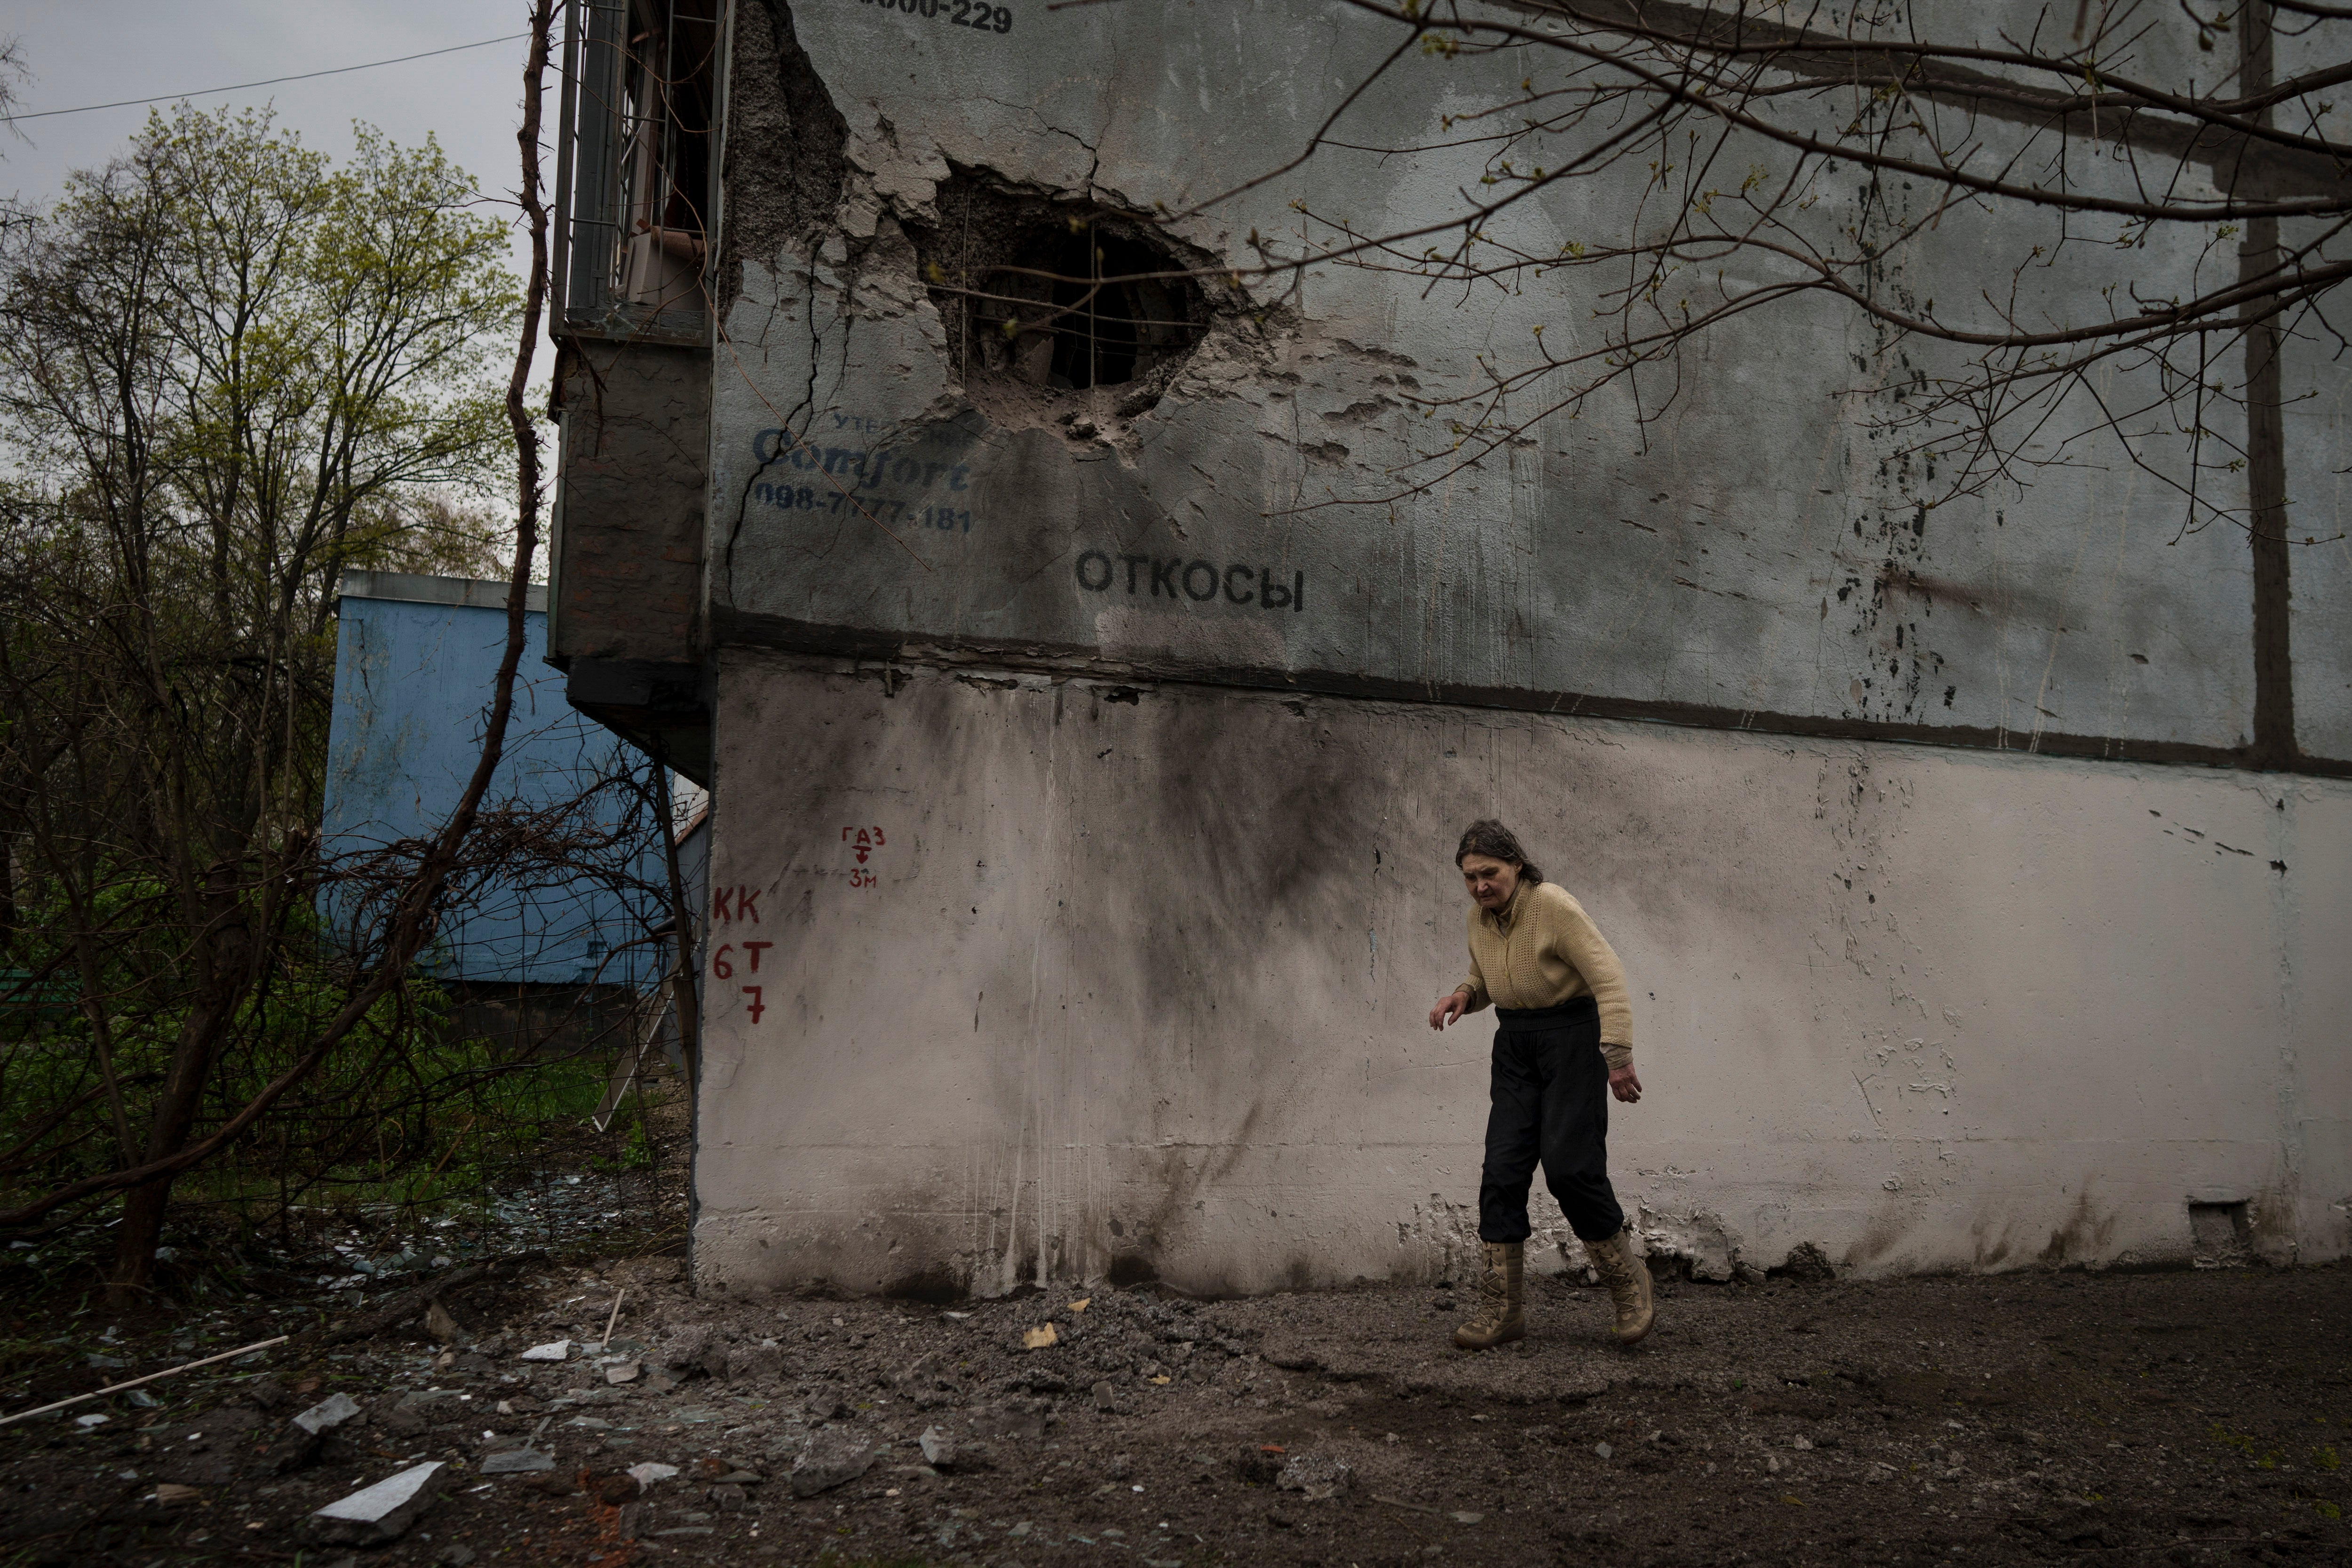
[322,573,669,987]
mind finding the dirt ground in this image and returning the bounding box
[4,1239,2347,1568]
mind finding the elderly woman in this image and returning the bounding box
[1427,820,1654,1350]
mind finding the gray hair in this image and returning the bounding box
[1454,819,1543,885]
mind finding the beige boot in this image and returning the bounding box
[1453,1241,1525,1350]
[1585,1227,1655,1347]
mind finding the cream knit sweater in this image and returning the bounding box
[1454,879,1635,1071]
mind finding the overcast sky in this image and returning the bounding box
[1,1,542,276]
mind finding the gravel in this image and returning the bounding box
[2,1248,2345,1565]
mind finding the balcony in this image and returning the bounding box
[552,0,718,345]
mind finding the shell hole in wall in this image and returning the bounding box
[913,170,1213,436]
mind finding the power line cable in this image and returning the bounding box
[5,33,531,123]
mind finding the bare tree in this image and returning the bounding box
[1218,1,2340,509]
[1111,0,2339,764]
[0,6,564,1303]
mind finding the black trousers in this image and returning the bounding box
[1477,997,1626,1244]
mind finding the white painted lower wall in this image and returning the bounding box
[687,653,2352,1297]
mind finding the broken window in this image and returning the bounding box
[914,173,1216,429]
[554,0,718,340]
[970,228,1191,391]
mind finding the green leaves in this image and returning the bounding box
[0,104,523,1255]
[18,104,520,572]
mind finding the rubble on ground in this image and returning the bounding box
[305,1459,447,1545]
[1,1225,2345,1566]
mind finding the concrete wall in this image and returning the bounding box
[2282,294,2352,759]
[687,655,2351,1294]
[703,1,2335,768]
[549,340,709,668]
[662,3,2352,1295]
[323,573,667,987]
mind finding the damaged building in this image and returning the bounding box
[543,0,2351,1298]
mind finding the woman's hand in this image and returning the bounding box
[1609,1065,1643,1104]
[1428,991,1470,1031]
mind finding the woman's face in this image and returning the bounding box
[1460,854,1519,911]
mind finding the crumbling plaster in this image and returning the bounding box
[704,1,2303,760]
[687,656,2350,1296]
